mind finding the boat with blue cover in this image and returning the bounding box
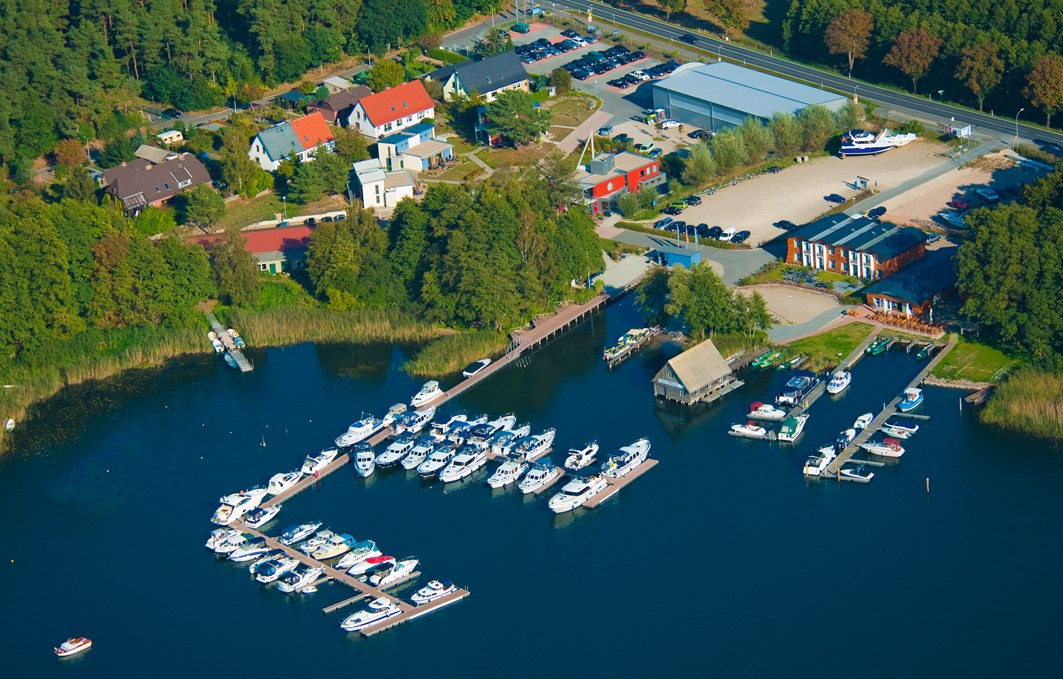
[897,387,924,412]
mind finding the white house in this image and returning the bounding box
[248,112,335,172]
[352,158,417,209]
[346,80,435,139]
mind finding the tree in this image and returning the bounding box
[659,0,685,21]
[710,131,748,174]
[483,90,551,146]
[638,185,658,209]
[473,29,512,59]
[183,185,226,227]
[210,225,260,307]
[368,59,406,91]
[1025,55,1063,127]
[711,0,750,36]
[549,67,572,94]
[538,149,581,206]
[835,100,865,131]
[133,206,177,237]
[333,127,371,163]
[737,118,773,164]
[358,0,430,53]
[64,168,97,203]
[682,142,717,185]
[54,138,87,167]
[797,105,836,152]
[635,266,671,326]
[769,112,802,156]
[957,41,1004,112]
[617,191,641,217]
[824,10,873,77]
[883,28,942,94]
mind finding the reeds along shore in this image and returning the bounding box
[224,307,446,347]
[404,330,509,377]
[981,369,1063,441]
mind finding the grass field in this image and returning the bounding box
[543,94,599,128]
[480,143,551,169]
[932,337,1016,383]
[430,161,481,182]
[214,193,287,231]
[740,262,858,289]
[782,321,876,370]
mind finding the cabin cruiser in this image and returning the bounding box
[255,556,299,584]
[439,447,489,483]
[336,540,382,571]
[839,464,875,483]
[897,388,924,412]
[299,529,335,555]
[548,475,609,513]
[601,438,651,478]
[340,597,402,632]
[430,413,468,440]
[369,557,419,588]
[836,428,857,448]
[747,401,787,421]
[462,358,492,377]
[417,446,456,478]
[487,458,528,488]
[826,370,852,394]
[467,414,515,447]
[312,533,356,560]
[206,528,242,550]
[564,442,599,471]
[803,446,837,477]
[514,428,556,462]
[412,580,457,605]
[277,564,324,593]
[518,461,562,495]
[267,470,302,496]
[860,438,905,458]
[335,415,385,448]
[839,128,917,156]
[775,372,819,406]
[853,413,874,430]
[301,448,339,475]
[243,505,281,529]
[491,431,520,457]
[411,381,444,408]
[445,422,474,447]
[348,554,395,577]
[228,537,270,563]
[777,414,809,443]
[212,487,268,526]
[509,422,531,438]
[248,549,286,574]
[213,532,254,555]
[402,435,437,470]
[279,521,323,546]
[382,403,407,428]
[353,442,376,478]
[729,421,770,439]
[54,637,93,658]
[396,406,436,435]
[377,435,416,467]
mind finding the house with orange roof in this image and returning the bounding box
[346,80,435,139]
[248,112,336,172]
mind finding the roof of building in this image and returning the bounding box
[322,76,351,90]
[378,122,438,147]
[400,138,453,158]
[659,338,731,391]
[102,153,211,209]
[256,124,302,161]
[448,51,529,95]
[576,151,658,189]
[289,112,334,151]
[353,158,387,184]
[156,129,183,139]
[134,144,177,164]
[653,62,845,119]
[358,80,434,127]
[789,214,927,261]
[278,89,309,104]
[196,225,313,255]
[313,85,372,113]
[383,170,416,189]
[863,247,958,305]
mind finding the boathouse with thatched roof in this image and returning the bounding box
[653,338,742,405]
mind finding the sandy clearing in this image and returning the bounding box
[742,285,841,325]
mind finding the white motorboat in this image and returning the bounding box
[548,475,609,513]
[860,438,905,458]
[777,414,809,443]
[518,461,562,495]
[508,422,531,438]
[402,435,437,470]
[839,464,875,483]
[884,419,919,434]
[213,532,253,555]
[299,529,335,555]
[429,413,468,440]
[228,537,269,563]
[836,428,857,448]
[514,428,556,461]
[349,554,395,577]
[277,564,324,593]
[381,403,407,428]
[279,521,322,546]
[826,370,852,394]
[54,637,93,658]
[369,557,419,588]
[248,549,285,574]
[412,579,457,605]
[411,381,444,408]
[491,431,520,457]
[335,414,385,448]
[775,372,819,406]
[803,446,837,477]
[340,597,402,632]
[600,438,651,479]
[267,470,302,496]
[839,128,917,156]
[439,447,489,483]
[352,442,376,478]
[880,424,913,439]
[417,447,456,477]
[897,387,924,412]
[336,540,382,570]
[564,442,599,471]
[397,406,436,435]
[728,421,770,439]
[377,435,416,467]
[462,358,492,377]
[211,487,268,526]
[747,401,787,421]
[301,448,339,475]
[445,421,474,447]
[487,458,528,488]
[255,556,299,584]
[312,533,356,560]
[205,528,241,550]
[243,504,281,529]
[853,413,874,430]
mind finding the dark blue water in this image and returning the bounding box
[3,299,1061,677]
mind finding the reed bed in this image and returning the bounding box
[981,370,1063,441]
[226,307,446,347]
[404,330,509,378]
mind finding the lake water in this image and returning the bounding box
[3,298,1061,677]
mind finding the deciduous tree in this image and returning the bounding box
[1025,54,1063,127]
[182,185,226,227]
[883,28,942,94]
[54,138,87,167]
[210,225,261,307]
[483,90,551,146]
[824,10,873,77]
[957,41,1003,112]
[682,142,717,185]
[367,59,406,91]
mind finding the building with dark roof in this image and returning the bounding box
[101,153,212,215]
[863,247,957,318]
[431,51,530,102]
[306,85,372,124]
[786,213,927,279]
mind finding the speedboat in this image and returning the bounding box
[243,504,281,529]
[206,528,242,550]
[412,579,457,605]
[267,470,302,496]
[429,413,468,440]
[340,597,402,632]
[277,564,324,593]
[411,381,443,408]
[803,446,837,477]
[377,435,416,467]
[348,554,395,577]
[518,461,562,495]
[369,557,419,588]
[353,442,376,478]
[836,428,857,447]
[301,448,338,475]
[299,529,335,555]
[279,521,322,546]
[548,475,609,513]
[747,401,787,421]
[335,415,385,448]
[417,447,456,477]
[839,464,875,483]
[397,406,436,435]
[312,533,356,560]
[402,435,437,470]
[860,438,905,458]
[382,403,407,428]
[777,414,809,443]
[255,556,299,584]
[729,421,770,439]
[514,428,556,462]
[839,128,917,156]
[853,413,874,430]
[826,370,852,394]
[601,438,651,479]
[564,442,599,471]
[439,447,489,483]
[880,424,913,439]
[336,540,382,570]
[897,388,924,412]
[462,358,492,377]
[883,419,919,435]
[212,487,268,525]
[228,537,270,563]
[54,637,92,658]
[214,532,253,555]
[248,549,285,574]
[487,458,528,488]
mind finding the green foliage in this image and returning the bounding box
[737,118,773,164]
[98,136,140,169]
[483,90,552,146]
[797,105,836,152]
[132,206,177,237]
[405,330,508,377]
[617,191,641,217]
[982,370,1063,441]
[656,263,773,340]
[710,130,748,174]
[770,112,803,157]
[682,142,717,185]
[549,68,572,94]
[895,119,926,135]
[635,266,671,327]
[210,225,261,307]
[181,184,226,227]
[430,48,469,64]
[288,152,352,204]
[358,0,429,53]
[368,59,406,91]
[835,100,865,131]
[784,321,876,371]
[473,29,513,59]
[64,168,98,203]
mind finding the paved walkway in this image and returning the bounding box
[557,110,613,154]
[464,149,494,177]
[596,253,652,294]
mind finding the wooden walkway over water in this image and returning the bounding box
[783,329,881,420]
[583,459,658,508]
[204,311,253,372]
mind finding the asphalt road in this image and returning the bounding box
[552,0,1063,151]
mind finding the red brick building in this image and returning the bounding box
[785,213,927,280]
[575,152,666,212]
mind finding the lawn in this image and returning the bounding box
[429,161,482,182]
[783,321,876,370]
[480,143,551,169]
[543,94,599,128]
[547,126,572,142]
[741,262,858,289]
[213,193,286,231]
[932,336,1016,383]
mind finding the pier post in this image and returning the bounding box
[925,477,930,493]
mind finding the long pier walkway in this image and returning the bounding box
[786,328,881,419]
[205,311,253,372]
[584,459,658,509]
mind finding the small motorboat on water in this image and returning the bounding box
[368,557,419,588]
[564,442,599,471]
[214,532,254,555]
[729,421,770,439]
[600,438,650,478]
[255,556,299,584]
[402,435,437,470]
[775,372,819,406]
[212,487,268,525]
[352,442,376,478]
[348,554,395,577]
[336,540,382,571]
[880,424,913,439]
[777,414,809,443]
[54,637,92,658]
[312,533,356,560]
[548,475,609,513]
[487,458,528,488]
[205,528,242,550]
[860,438,905,458]
[243,504,281,529]
[417,447,456,478]
[412,579,457,605]
[836,428,857,448]
[341,597,402,632]
[278,521,323,546]
[747,401,787,421]
[411,381,444,408]
[884,419,919,435]
[224,352,238,369]
[335,415,385,448]
[462,358,492,377]
[396,406,436,435]
[518,461,562,494]
[491,431,520,457]
[897,388,924,412]
[826,370,852,394]
[803,446,837,477]
[248,549,285,574]
[439,447,489,483]
[277,564,324,593]
[376,435,416,467]
[839,464,875,483]
[853,413,874,430]
[301,448,339,475]
[298,529,335,555]
[267,470,303,496]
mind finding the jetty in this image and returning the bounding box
[583,459,658,508]
[785,328,881,419]
[204,311,253,372]
[604,328,659,369]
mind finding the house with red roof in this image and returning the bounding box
[197,225,314,274]
[248,112,336,172]
[346,80,435,139]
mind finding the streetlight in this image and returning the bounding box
[937,89,945,101]
[1015,107,1025,141]
[282,196,287,220]
[716,44,723,62]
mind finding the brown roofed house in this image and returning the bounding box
[101,152,212,216]
[306,85,373,124]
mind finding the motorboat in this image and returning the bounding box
[377,435,416,467]
[224,352,238,369]
[548,475,609,513]
[860,438,905,458]
[402,435,437,470]
[508,422,531,438]
[853,413,874,430]
[777,354,808,371]
[369,557,419,588]
[446,421,474,447]
[279,521,322,546]
[214,532,254,555]
[312,533,356,560]
[866,336,892,355]
[775,372,819,406]
[486,413,517,432]
[301,448,338,475]
[439,447,489,483]
[54,637,92,658]
[747,401,787,421]
[518,461,562,494]
[248,549,286,574]
[601,438,651,478]
[381,403,407,428]
[212,487,268,525]
[205,528,241,550]
[778,414,809,443]
[340,597,402,632]
[826,370,852,394]
[429,413,468,440]
[883,419,919,435]
[417,446,456,477]
[602,327,654,362]
[564,441,599,471]
[277,564,324,593]
[353,442,376,478]
[412,579,457,605]
[729,421,770,439]
[462,358,492,377]
[514,428,556,462]
[491,431,520,457]
[228,537,270,563]
[397,406,436,435]
[411,381,444,408]
[335,415,385,448]
[267,470,302,496]
[336,540,382,570]
[243,504,281,529]
[299,529,335,555]
[487,458,528,488]
[880,424,913,439]
[803,446,837,477]
[839,128,917,156]
[468,414,516,447]
[755,351,782,369]
[839,464,875,483]
[897,388,924,412]
[348,554,395,577]
[836,428,857,448]
[255,556,299,584]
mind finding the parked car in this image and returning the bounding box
[634,142,655,154]
[623,73,641,85]
[597,124,614,136]
[631,51,646,61]
[609,78,630,89]
[773,219,797,231]
[688,130,707,140]
[630,70,650,82]
[679,33,699,45]
[706,225,723,239]
[321,216,334,223]
[825,193,846,204]
[732,230,751,244]
[685,195,702,206]
[925,233,941,243]
[561,29,580,39]
[936,210,967,228]
[163,108,183,119]
[718,227,737,241]
[975,188,1000,202]
[649,148,664,159]
[866,206,887,219]
[660,119,680,129]
[654,217,674,229]
[662,205,684,215]
[304,217,317,226]
[612,133,631,144]
[946,199,969,210]
[512,22,530,34]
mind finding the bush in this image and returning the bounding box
[1014,144,1060,165]
[430,48,468,64]
[896,119,926,135]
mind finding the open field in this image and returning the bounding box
[931,337,1016,383]
[745,284,841,325]
[780,321,876,370]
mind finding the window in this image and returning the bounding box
[258,263,268,271]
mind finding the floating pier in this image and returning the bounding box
[322,592,370,614]
[360,588,471,637]
[582,459,658,508]
[205,311,253,372]
[604,328,659,369]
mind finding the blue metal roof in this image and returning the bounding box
[863,248,957,305]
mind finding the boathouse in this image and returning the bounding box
[653,339,742,405]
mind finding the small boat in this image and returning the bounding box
[548,474,609,513]
[747,401,787,421]
[508,422,531,438]
[299,530,334,555]
[336,540,382,570]
[776,354,808,371]
[4,417,14,432]
[564,442,599,471]
[411,381,444,408]
[335,414,385,448]
[897,388,924,412]
[602,327,654,362]
[214,532,254,555]
[729,421,770,439]
[803,446,837,477]
[513,428,556,462]
[277,563,324,593]
[211,338,224,353]
[867,337,892,355]
[255,556,299,584]
[248,549,285,574]
[302,586,317,594]
[412,579,457,605]
[301,448,339,475]
[205,528,242,550]
[312,533,356,560]
[775,372,819,406]
[601,438,651,478]
[377,434,416,467]
[880,425,912,439]
[228,537,270,563]
[826,370,852,395]
[518,461,562,494]
[340,597,402,632]
[352,442,376,478]
[462,358,492,377]
[243,504,281,529]
[839,464,875,483]
[54,637,92,658]
[429,413,468,440]
[212,487,268,525]
[381,403,407,428]
[396,406,436,435]
[757,351,782,369]
[487,458,528,488]
[369,557,419,588]
[468,414,516,446]
[749,350,772,368]
[402,435,437,470]
[348,554,395,577]
[860,438,905,458]
[417,446,456,478]
[267,470,302,496]
[233,335,246,349]
[777,414,809,443]
[853,413,874,430]
[446,421,475,447]
[915,342,935,360]
[883,419,919,435]
[223,352,238,369]
[836,428,857,447]
[439,447,489,483]
[279,521,323,546]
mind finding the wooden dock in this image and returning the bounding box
[205,311,253,372]
[604,330,659,370]
[534,468,567,495]
[322,592,370,614]
[261,453,350,509]
[583,459,658,508]
[360,588,471,637]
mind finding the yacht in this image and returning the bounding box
[402,435,437,470]
[397,406,436,435]
[836,428,857,448]
[267,470,302,496]
[491,431,519,457]
[429,413,468,440]
[369,557,419,588]
[777,414,809,443]
[729,421,770,439]
[349,554,395,577]
[377,435,416,467]
[412,580,457,605]
[518,461,562,495]
[353,442,376,478]
[301,448,339,475]
[255,556,299,584]
[299,529,335,555]
[212,487,268,526]
[439,447,489,483]
[411,381,444,408]
[839,464,875,483]
[826,370,852,394]
[487,458,528,488]
[775,372,819,406]
[564,442,599,471]
[213,532,254,555]
[277,564,324,593]
[54,637,93,658]
[340,597,402,632]
[860,438,905,458]
[312,533,356,560]
[747,401,787,421]
[279,521,323,546]
[508,422,531,438]
[243,504,281,529]
[336,540,382,571]
[446,421,474,447]
[897,388,924,412]
[514,428,556,462]
[802,446,837,477]
[335,415,385,448]
[601,438,651,479]
[248,549,285,574]
[382,403,408,428]
[417,447,456,478]
[205,528,242,550]
[839,128,918,156]
[548,475,609,513]
[462,358,492,377]
[853,413,874,430]
[228,537,270,563]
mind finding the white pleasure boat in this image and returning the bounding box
[382,403,407,427]
[336,540,382,570]
[411,381,444,408]
[883,419,919,434]
[486,458,528,488]
[860,438,905,458]
[880,424,913,439]
[747,401,787,421]
[412,579,457,605]
[352,442,376,478]
[514,428,556,461]
[826,370,852,394]
[439,447,489,483]
[243,504,281,529]
[548,475,609,513]
[839,464,875,483]
[299,529,335,555]
[377,435,416,467]
[301,448,339,475]
[255,556,299,584]
[205,528,241,550]
[402,435,437,470]
[518,461,562,495]
[429,413,468,440]
[267,470,302,496]
[491,431,520,457]
[228,537,270,563]
[348,554,395,577]
[728,421,770,439]
[564,442,599,471]
[837,428,857,447]
[368,557,419,588]
[312,533,355,560]
[417,447,456,477]
[396,406,436,435]
[853,413,874,430]
[335,414,385,448]
[213,532,253,555]
[777,414,809,443]
[340,597,402,632]
[211,487,268,526]
[277,564,324,593]
[802,446,836,477]
[279,521,322,546]
[248,549,285,573]
[508,422,531,438]
[54,637,93,658]
[600,438,651,478]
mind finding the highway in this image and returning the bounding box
[551,0,1063,150]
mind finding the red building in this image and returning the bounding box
[197,225,313,274]
[785,213,928,280]
[576,152,666,211]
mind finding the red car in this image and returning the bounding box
[947,199,969,210]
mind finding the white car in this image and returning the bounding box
[631,70,650,82]
[660,119,680,129]
[718,227,737,241]
[975,188,999,202]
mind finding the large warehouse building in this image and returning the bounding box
[652,62,847,132]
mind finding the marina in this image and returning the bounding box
[603,327,660,369]
[204,311,253,372]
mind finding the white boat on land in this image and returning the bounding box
[403,435,437,470]
[341,597,402,632]
[255,556,299,584]
[601,438,650,478]
[412,579,457,605]
[430,413,468,440]
[747,401,787,421]
[214,532,254,555]
[205,528,241,550]
[883,419,919,435]
[335,415,385,448]
[880,424,913,439]
[803,446,837,477]
[277,564,324,593]
[514,428,556,461]
[397,406,436,435]
[411,381,444,408]
[312,533,356,560]
[243,504,281,529]
[301,448,339,475]
[518,461,562,494]
[268,470,302,496]
[336,540,382,570]
[382,403,407,428]
[377,435,416,467]
[860,438,905,458]
[487,458,528,488]
[279,521,322,546]
[462,358,492,377]
[839,128,917,156]
[348,554,395,577]
[417,446,456,478]
[548,475,609,513]
[369,557,419,588]
[228,537,269,562]
[212,487,268,525]
[840,464,875,483]
[827,370,852,394]
[353,442,376,478]
[439,447,489,483]
[564,442,599,471]
[729,421,770,439]
[853,413,874,430]
[777,414,809,443]
[54,637,93,658]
